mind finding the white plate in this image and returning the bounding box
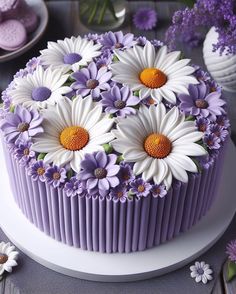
[0,140,235,282]
[0,0,48,63]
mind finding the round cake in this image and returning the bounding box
[0,31,230,253]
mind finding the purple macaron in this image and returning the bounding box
[0,19,27,51]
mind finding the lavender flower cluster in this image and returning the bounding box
[165,0,236,54]
[0,31,230,201]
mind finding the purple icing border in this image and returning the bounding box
[2,139,228,253]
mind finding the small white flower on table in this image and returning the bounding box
[190,261,213,284]
[0,242,19,276]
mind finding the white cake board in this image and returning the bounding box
[0,140,236,282]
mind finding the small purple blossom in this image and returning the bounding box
[216,115,230,129]
[118,162,135,185]
[28,160,47,182]
[45,165,67,188]
[26,57,41,73]
[109,184,128,203]
[150,39,164,49]
[71,62,112,99]
[141,96,158,106]
[96,50,113,69]
[0,105,43,145]
[130,178,152,198]
[99,31,136,51]
[226,239,236,263]
[136,36,148,46]
[194,67,211,82]
[195,116,211,133]
[151,184,167,198]
[79,151,120,197]
[197,154,214,169]
[14,69,28,79]
[179,82,226,119]
[101,85,139,117]
[84,33,100,42]
[133,8,157,31]
[208,124,228,142]
[14,141,35,166]
[203,134,221,150]
[64,176,84,197]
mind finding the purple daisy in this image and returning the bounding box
[101,85,139,117]
[195,116,211,133]
[96,50,113,69]
[45,165,67,188]
[118,162,135,185]
[28,160,47,182]
[203,134,221,150]
[14,141,35,166]
[99,31,136,51]
[78,151,120,197]
[133,8,157,31]
[26,57,41,73]
[0,105,43,145]
[179,82,226,119]
[109,184,128,203]
[64,176,85,197]
[130,178,152,198]
[151,184,167,198]
[208,124,228,142]
[194,66,211,82]
[136,36,148,46]
[226,240,236,263]
[216,115,230,129]
[197,154,214,169]
[71,62,112,99]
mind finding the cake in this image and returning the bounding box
[0,31,230,253]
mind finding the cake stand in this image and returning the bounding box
[0,140,235,282]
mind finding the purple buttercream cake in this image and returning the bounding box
[0,32,230,253]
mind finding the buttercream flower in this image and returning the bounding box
[151,184,167,198]
[71,62,112,99]
[0,242,18,276]
[64,176,84,197]
[111,103,207,189]
[99,31,136,51]
[45,165,67,188]
[14,141,35,166]
[9,66,71,109]
[208,124,228,142]
[101,85,139,117]
[32,96,114,173]
[226,239,236,262]
[178,82,226,119]
[40,36,101,72]
[78,151,120,197]
[190,261,213,284]
[28,160,47,182]
[130,178,152,197]
[133,8,157,31]
[109,184,128,203]
[0,105,43,145]
[118,162,135,185]
[195,116,211,133]
[111,42,197,104]
[203,134,221,150]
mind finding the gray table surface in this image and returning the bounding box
[0,1,236,293]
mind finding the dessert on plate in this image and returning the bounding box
[0,31,230,253]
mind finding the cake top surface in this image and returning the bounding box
[0,31,230,200]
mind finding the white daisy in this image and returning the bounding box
[40,36,102,72]
[0,242,19,276]
[111,42,198,104]
[111,103,207,189]
[190,261,213,284]
[9,66,71,109]
[32,96,114,173]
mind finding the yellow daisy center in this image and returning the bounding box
[139,68,167,89]
[60,126,89,151]
[144,133,172,158]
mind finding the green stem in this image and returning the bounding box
[98,0,109,24]
[88,0,99,24]
[107,0,118,21]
